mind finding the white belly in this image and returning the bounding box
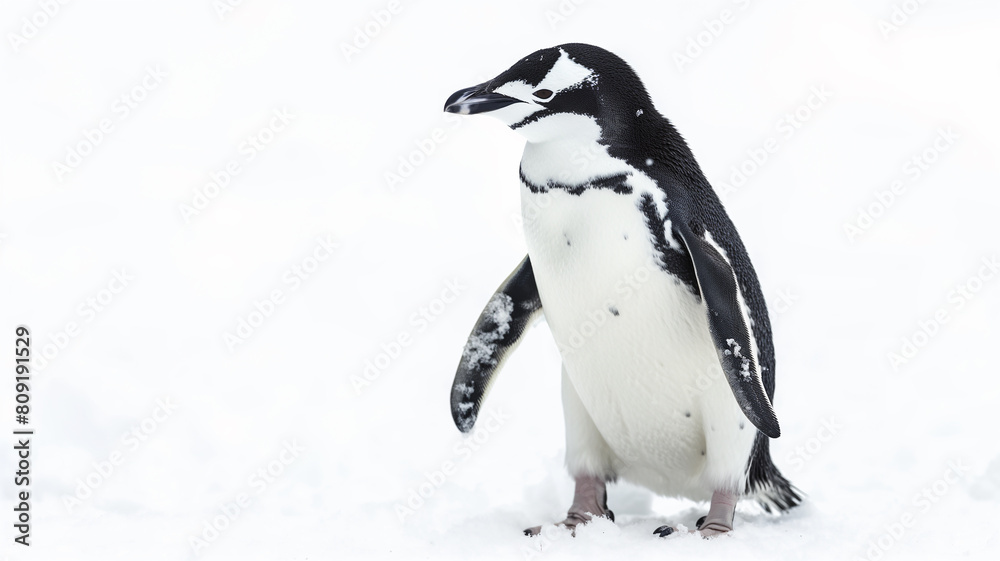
[521,184,756,498]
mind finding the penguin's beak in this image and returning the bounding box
[444,83,521,115]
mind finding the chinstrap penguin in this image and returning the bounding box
[444,43,801,538]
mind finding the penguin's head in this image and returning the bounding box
[444,44,653,144]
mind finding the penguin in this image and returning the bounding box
[444,44,801,538]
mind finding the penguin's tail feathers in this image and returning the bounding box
[744,434,804,513]
[747,467,804,513]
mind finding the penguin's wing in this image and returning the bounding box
[674,224,781,438]
[450,256,542,433]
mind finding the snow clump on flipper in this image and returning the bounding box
[461,293,514,370]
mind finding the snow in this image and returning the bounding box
[2,1,1000,560]
[462,293,514,369]
[725,339,751,379]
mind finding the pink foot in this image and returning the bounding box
[698,490,736,538]
[525,474,614,537]
[653,490,737,539]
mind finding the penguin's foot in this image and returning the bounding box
[696,490,737,538]
[524,473,614,537]
[523,511,614,537]
[653,525,675,538]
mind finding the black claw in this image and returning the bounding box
[524,528,533,537]
[696,515,706,529]
[606,509,615,523]
[654,525,674,538]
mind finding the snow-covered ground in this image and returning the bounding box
[2,1,999,559]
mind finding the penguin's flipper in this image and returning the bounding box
[675,227,781,438]
[450,256,542,433]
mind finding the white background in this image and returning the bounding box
[1,1,999,560]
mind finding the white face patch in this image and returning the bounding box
[488,49,597,132]
[533,48,596,93]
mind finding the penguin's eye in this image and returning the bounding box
[533,89,553,100]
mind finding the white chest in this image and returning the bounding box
[518,147,756,494]
[519,182,709,387]
[517,137,686,356]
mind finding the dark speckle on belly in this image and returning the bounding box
[608,305,619,316]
